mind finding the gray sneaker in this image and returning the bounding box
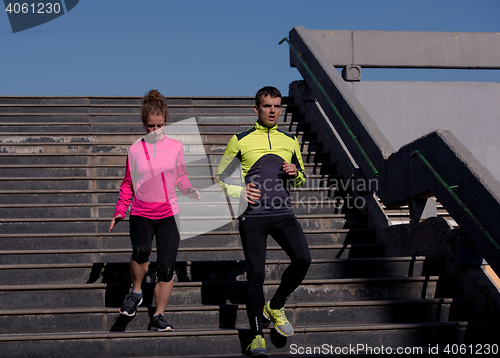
[119,291,143,316]
[263,301,294,337]
[149,313,173,331]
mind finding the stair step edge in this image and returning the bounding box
[0,321,473,342]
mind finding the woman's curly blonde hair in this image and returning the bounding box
[141,89,168,124]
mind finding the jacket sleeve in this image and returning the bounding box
[291,136,306,187]
[216,135,243,199]
[175,144,193,195]
[114,154,134,217]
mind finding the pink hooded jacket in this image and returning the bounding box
[114,135,193,219]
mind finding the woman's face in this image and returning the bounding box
[144,113,166,134]
[144,113,166,141]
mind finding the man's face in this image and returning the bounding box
[255,95,281,128]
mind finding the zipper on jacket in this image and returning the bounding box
[267,127,272,150]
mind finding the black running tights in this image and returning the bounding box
[238,214,311,336]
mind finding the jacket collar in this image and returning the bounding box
[143,132,167,144]
[255,120,278,132]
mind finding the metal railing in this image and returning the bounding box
[411,150,499,252]
[285,26,500,277]
[279,37,379,177]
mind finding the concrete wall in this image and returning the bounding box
[376,216,500,322]
[348,81,500,182]
[307,30,500,69]
[289,27,500,276]
[300,29,500,182]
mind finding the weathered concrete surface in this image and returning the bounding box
[377,217,500,322]
[307,30,500,69]
[288,26,500,278]
[289,26,394,182]
[349,81,500,182]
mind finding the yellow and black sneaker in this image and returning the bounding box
[263,301,294,337]
[246,335,268,356]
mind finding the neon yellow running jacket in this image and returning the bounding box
[216,121,306,217]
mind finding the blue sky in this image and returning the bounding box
[1,0,499,96]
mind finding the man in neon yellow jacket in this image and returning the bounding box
[216,86,311,356]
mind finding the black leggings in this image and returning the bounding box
[129,215,180,282]
[238,214,311,336]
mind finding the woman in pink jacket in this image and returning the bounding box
[109,89,199,331]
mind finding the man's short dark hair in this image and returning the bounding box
[255,86,281,106]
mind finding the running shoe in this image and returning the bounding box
[119,291,143,316]
[263,301,294,337]
[149,313,174,331]
[246,335,268,356]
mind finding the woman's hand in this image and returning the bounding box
[186,187,200,201]
[108,214,123,232]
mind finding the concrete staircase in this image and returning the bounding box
[0,96,487,357]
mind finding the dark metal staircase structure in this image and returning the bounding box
[0,95,497,357]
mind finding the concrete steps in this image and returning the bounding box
[1,321,484,358]
[0,243,384,264]
[0,95,488,357]
[0,276,453,309]
[0,256,443,284]
[0,298,476,334]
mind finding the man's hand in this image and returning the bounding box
[186,187,200,201]
[109,214,123,232]
[283,162,298,178]
[240,182,261,204]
